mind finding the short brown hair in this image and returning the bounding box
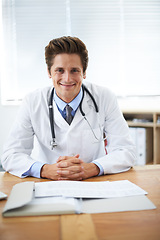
[45,36,88,74]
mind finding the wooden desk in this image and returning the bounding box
[0,165,160,240]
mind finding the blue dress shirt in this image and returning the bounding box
[22,88,104,178]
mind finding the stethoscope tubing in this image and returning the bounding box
[48,84,99,149]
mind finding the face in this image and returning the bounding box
[48,53,86,103]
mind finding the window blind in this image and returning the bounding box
[1,0,67,103]
[1,0,160,104]
[70,0,160,96]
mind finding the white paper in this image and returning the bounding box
[35,180,148,199]
[82,195,156,213]
[3,181,155,217]
[28,196,81,214]
[29,196,75,205]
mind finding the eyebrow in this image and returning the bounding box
[54,66,81,70]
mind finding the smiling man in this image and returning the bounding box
[48,53,85,103]
[2,36,136,180]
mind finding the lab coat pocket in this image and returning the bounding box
[81,126,105,162]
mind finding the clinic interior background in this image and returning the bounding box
[0,0,160,168]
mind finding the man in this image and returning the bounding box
[2,36,136,180]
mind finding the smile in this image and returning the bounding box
[59,83,76,87]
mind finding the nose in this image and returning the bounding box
[63,71,70,82]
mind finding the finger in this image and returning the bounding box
[56,159,83,168]
[57,171,84,181]
[57,165,84,176]
[57,156,68,162]
[58,177,83,181]
[57,169,70,176]
[57,154,81,163]
[71,158,83,164]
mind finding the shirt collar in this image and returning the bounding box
[54,88,83,112]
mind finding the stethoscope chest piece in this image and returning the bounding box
[50,139,57,149]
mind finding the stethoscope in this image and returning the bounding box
[48,84,106,149]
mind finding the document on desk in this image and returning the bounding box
[2,181,156,217]
[2,182,81,217]
[35,180,148,199]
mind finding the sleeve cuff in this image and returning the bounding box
[92,161,104,176]
[22,162,45,178]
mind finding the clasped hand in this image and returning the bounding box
[56,154,84,180]
[41,154,100,180]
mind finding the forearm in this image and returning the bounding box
[94,149,135,175]
[2,151,36,178]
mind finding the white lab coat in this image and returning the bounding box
[2,82,136,178]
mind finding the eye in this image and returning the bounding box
[71,68,79,73]
[56,68,64,74]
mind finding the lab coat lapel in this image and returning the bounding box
[53,101,69,128]
[53,91,93,128]
[71,91,92,127]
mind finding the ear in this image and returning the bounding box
[47,68,52,78]
[83,71,86,79]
